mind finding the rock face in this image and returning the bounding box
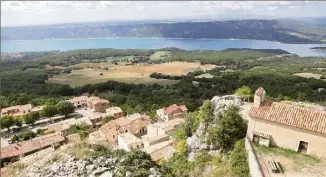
[186,95,242,160]
[20,155,162,177]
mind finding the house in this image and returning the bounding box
[86,96,110,113]
[46,117,93,134]
[143,140,175,162]
[0,132,65,161]
[147,118,185,136]
[157,104,188,122]
[0,104,44,117]
[141,133,170,148]
[98,117,132,143]
[118,132,143,151]
[106,106,124,119]
[125,113,152,135]
[247,87,326,158]
[68,96,88,108]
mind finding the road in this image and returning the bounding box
[0,113,82,148]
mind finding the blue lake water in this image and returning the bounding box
[1,38,326,57]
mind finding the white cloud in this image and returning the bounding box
[1,1,326,27]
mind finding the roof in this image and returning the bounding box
[68,96,88,103]
[118,132,142,145]
[1,104,32,113]
[249,102,326,135]
[87,96,100,102]
[126,113,142,122]
[149,145,175,161]
[0,132,65,159]
[163,104,187,114]
[98,121,117,137]
[47,117,92,132]
[255,87,265,96]
[113,117,131,127]
[106,106,123,115]
[143,140,174,154]
[141,133,170,143]
[151,118,185,132]
[92,99,110,106]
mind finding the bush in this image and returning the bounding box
[229,140,250,177]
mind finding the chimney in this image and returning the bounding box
[254,87,266,107]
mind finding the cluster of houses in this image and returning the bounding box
[0,94,189,163]
[0,104,44,117]
[2,87,326,165]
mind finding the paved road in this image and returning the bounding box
[0,113,83,148]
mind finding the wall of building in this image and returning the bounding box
[247,117,326,157]
[147,126,166,137]
[130,119,142,134]
[93,103,110,113]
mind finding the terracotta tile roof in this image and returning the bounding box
[68,96,88,103]
[0,132,65,159]
[113,117,131,127]
[106,106,123,115]
[126,113,142,122]
[98,121,117,137]
[163,104,188,114]
[255,87,265,96]
[249,102,326,134]
[118,132,141,145]
[92,99,110,106]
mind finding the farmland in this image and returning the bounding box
[47,61,216,87]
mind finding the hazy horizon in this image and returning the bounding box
[2,1,326,27]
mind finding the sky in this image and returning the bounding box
[1,1,326,27]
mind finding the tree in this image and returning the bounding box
[229,140,250,177]
[56,101,75,117]
[197,100,212,123]
[24,112,40,125]
[208,105,247,150]
[102,116,114,124]
[235,86,252,102]
[0,116,14,129]
[176,140,187,155]
[11,135,19,142]
[14,117,23,127]
[297,92,306,101]
[41,105,58,117]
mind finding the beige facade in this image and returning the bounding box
[157,104,188,122]
[247,117,326,158]
[1,104,44,117]
[248,87,326,158]
[118,132,143,151]
[106,106,124,119]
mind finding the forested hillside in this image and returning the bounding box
[2,20,325,43]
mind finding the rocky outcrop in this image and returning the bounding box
[20,155,162,177]
[186,95,242,160]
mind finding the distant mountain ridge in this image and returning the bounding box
[2,19,326,44]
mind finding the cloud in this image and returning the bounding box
[1,1,326,27]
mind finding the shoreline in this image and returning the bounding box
[1,37,325,45]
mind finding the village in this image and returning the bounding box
[1,87,326,177]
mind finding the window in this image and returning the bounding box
[136,145,139,149]
[298,141,308,154]
[125,130,128,133]
[113,135,115,138]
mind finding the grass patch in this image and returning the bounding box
[254,144,320,164]
[149,51,171,60]
[2,162,27,177]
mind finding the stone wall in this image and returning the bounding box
[245,137,264,177]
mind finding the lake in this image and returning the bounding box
[1,38,326,57]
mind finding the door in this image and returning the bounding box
[298,141,308,154]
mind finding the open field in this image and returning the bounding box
[293,72,322,79]
[149,51,171,60]
[47,61,216,87]
[254,144,326,177]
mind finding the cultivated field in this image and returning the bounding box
[293,72,322,79]
[47,61,217,87]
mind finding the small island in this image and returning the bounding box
[311,47,326,52]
